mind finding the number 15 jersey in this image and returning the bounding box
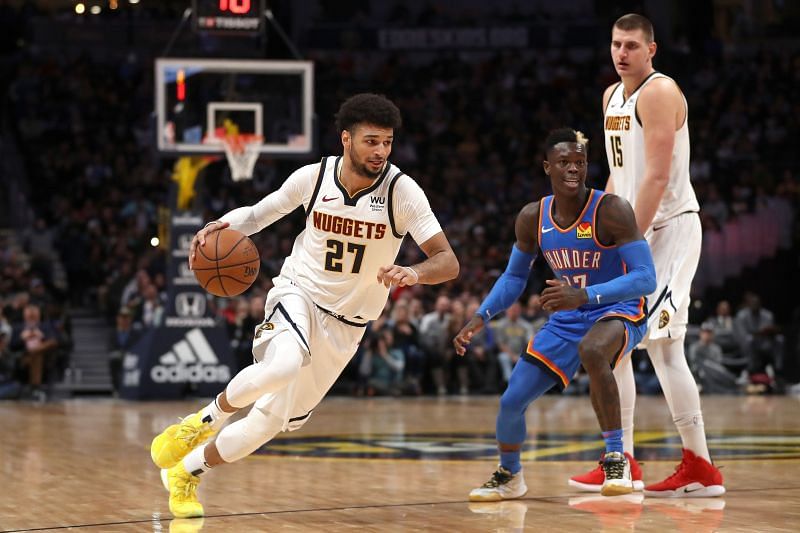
[604,72,699,227]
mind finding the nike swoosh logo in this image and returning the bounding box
[681,486,704,494]
[541,227,555,233]
[321,195,338,202]
[653,224,668,232]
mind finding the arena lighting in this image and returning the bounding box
[150,237,160,247]
[128,0,140,4]
[90,5,101,14]
[75,3,85,14]
[110,0,119,9]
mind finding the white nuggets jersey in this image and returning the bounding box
[604,72,699,226]
[223,156,442,322]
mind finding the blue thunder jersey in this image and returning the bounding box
[518,188,647,389]
[537,188,646,320]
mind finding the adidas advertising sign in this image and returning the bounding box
[120,326,234,400]
[151,328,230,383]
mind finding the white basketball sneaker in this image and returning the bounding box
[469,466,528,502]
[601,451,633,496]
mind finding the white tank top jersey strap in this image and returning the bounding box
[219,156,443,321]
[603,72,700,227]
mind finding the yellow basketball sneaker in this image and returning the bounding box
[151,411,218,469]
[161,463,204,518]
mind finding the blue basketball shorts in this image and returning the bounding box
[521,302,647,389]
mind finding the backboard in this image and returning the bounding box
[155,58,314,156]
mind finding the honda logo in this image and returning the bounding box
[175,292,206,318]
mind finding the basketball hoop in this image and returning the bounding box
[220,133,263,182]
[202,132,263,182]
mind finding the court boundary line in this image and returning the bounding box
[5,486,800,532]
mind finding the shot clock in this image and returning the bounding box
[192,0,265,34]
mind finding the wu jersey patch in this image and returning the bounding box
[369,195,386,212]
[576,222,593,239]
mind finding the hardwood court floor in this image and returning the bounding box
[1,395,800,532]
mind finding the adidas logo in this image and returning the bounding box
[150,328,231,384]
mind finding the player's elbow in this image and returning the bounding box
[640,265,657,295]
[446,253,460,281]
[647,172,670,188]
[430,250,459,283]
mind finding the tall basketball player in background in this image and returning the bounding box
[150,93,459,518]
[568,14,725,497]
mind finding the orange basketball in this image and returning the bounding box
[192,228,260,297]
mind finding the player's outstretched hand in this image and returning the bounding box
[540,279,589,312]
[189,221,230,269]
[376,265,419,288]
[453,315,485,356]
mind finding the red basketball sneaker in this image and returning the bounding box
[644,449,725,498]
[569,452,644,492]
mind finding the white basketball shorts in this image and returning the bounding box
[640,211,702,345]
[250,277,367,431]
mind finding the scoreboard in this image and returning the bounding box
[192,0,265,34]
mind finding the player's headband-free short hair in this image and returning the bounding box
[613,13,655,43]
[335,93,402,134]
[544,128,588,154]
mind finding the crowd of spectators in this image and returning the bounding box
[1,3,799,400]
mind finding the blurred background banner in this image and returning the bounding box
[120,211,234,400]
[0,0,797,401]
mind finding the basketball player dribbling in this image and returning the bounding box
[150,93,460,518]
[568,14,725,497]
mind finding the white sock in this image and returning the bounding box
[674,411,711,463]
[182,444,212,476]
[200,394,234,431]
[613,355,637,457]
[648,338,712,462]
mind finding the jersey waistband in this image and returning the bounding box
[650,210,699,230]
[315,304,368,328]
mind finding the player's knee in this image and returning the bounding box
[578,340,607,370]
[260,331,304,380]
[499,388,526,416]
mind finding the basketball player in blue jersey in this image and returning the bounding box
[454,128,656,500]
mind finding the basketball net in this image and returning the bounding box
[220,133,263,182]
